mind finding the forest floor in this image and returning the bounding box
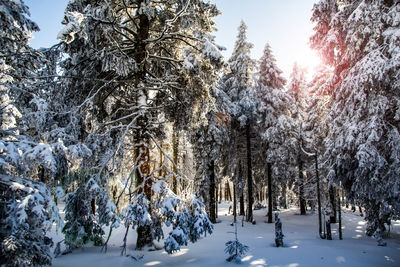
[51,202,400,267]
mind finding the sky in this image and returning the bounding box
[25,0,320,79]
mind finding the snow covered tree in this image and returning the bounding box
[287,62,309,215]
[192,98,229,223]
[225,215,249,263]
[253,43,292,223]
[0,175,62,266]
[311,0,400,243]
[274,212,284,247]
[59,170,119,250]
[218,20,257,222]
[122,180,213,254]
[58,0,222,249]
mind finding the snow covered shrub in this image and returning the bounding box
[0,175,62,266]
[225,240,249,263]
[122,180,213,254]
[225,216,249,263]
[61,170,119,248]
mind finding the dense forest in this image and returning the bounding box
[1,0,399,266]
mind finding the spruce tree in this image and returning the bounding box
[311,0,400,243]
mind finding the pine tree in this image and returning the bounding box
[58,0,222,249]
[218,20,257,222]
[311,0,400,243]
[253,43,291,223]
[288,63,308,215]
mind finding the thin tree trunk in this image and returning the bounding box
[315,154,323,238]
[215,184,218,219]
[267,163,273,223]
[209,160,216,223]
[233,182,237,223]
[239,193,245,216]
[238,162,245,216]
[219,183,223,202]
[329,186,337,223]
[298,159,306,215]
[246,122,253,222]
[91,198,96,215]
[172,130,179,194]
[337,186,342,240]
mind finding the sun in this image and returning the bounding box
[296,47,323,80]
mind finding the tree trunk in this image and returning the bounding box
[315,154,323,238]
[281,185,287,209]
[329,186,337,223]
[172,130,179,194]
[208,160,216,223]
[246,122,253,222]
[267,163,273,223]
[91,198,96,215]
[298,159,306,215]
[219,183,223,202]
[135,140,153,250]
[233,182,237,223]
[337,188,342,240]
[215,184,218,219]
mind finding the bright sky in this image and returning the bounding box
[25,0,320,79]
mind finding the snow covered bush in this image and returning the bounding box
[61,170,119,249]
[122,180,213,254]
[0,175,62,266]
[225,239,249,263]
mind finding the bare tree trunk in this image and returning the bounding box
[329,186,337,223]
[246,122,253,222]
[233,180,237,223]
[337,188,342,240]
[172,130,179,194]
[267,163,273,223]
[215,184,218,219]
[298,159,306,215]
[315,154,323,238]
[209,160,216,223]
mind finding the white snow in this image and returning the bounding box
[51,202,400,267]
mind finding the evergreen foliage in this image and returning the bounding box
[311,0,400,241]
[0,175,62,266]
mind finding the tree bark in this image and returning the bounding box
[267,163,273,223]
[215,184,218,219]
[233,180,237,223]
[238,163,245,216]
[329,185,337,223]
[208,160,216,223]
[172,130,179,194]
[298,159,306,215]
[337,188,342,240]
[246,122,253,222]
[315,154,323,238]
[135,140,153,250]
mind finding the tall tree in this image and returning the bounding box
[288,63,308,215]
[253,43,291,223]
[218,21,256,222]
[311,0,400,242]
[58,0,223,250]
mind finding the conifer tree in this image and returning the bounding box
[218,20,257,222]
[311,0,400,242]
[254,43,292,223]
[58,0,222,250]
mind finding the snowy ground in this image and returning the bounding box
[51,202,400,267]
